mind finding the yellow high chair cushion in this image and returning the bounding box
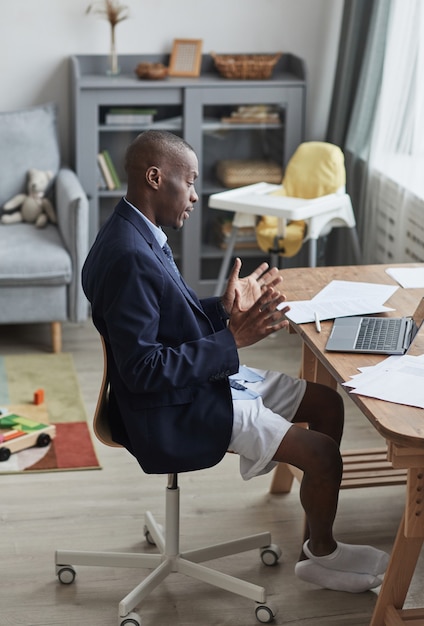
[283,141,345,198]
[255,142,345,257]
[256,213,306,258]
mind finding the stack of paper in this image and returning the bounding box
[386,267,424,288]
[343,354,424,408]
[278,280,398,324]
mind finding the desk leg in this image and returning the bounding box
[370,467,424,626]
[369,512,423,626]
[300,343,337,389]
[269,462,298,494]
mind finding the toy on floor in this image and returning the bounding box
[1,168,57,228]
[0,388,55,461]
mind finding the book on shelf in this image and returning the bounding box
[97,160,108,190]
[102,150,121,189]
[105,108,157,125]
[97,152,115,190]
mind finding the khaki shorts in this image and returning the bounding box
[229,368,307,480]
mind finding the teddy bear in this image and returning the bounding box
[1,168,57,228]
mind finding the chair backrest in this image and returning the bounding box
[93,335,122,448]
[282,141,346,199]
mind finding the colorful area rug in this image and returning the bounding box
[0,353,101,474]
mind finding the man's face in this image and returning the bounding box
[156,148,199,230]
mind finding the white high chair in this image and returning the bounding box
[210,142,361,296]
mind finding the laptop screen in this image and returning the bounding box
[412,297,424,330]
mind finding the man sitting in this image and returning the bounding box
[82,130,389,593]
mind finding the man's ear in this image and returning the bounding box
[146,166,160,189]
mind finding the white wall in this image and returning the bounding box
[0,0,343,164]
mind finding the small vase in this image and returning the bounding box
[107,25,120,76]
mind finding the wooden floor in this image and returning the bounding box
[1,321,423,625]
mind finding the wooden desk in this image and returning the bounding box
[272,264,424,626]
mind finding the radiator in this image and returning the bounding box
[371,169,424,263]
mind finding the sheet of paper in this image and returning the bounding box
[386,267,424,288]
[344,354,424,408]
[311,280,398,303]
[342,356,403,389]
[282,299,393,324]
[278,280,398,323]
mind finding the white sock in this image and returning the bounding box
[295,560,383,593]
[303,540,389,576]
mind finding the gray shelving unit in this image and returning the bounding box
[70,54,306,296]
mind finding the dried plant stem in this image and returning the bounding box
[86,1,129,75]
[109,24,118,75]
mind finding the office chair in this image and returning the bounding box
[210,142,361,296]
[55,336,281,625]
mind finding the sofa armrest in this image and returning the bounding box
[55,168,89,322]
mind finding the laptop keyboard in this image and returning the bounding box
[355,318,403,351]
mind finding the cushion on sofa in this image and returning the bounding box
[0,103,60,208]
[0,224,72,286]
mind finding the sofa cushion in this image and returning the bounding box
[0,223,71,286]
[0,103,60,208]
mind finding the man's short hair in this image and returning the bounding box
[125,130,194,173]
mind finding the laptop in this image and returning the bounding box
[325,297,424,355]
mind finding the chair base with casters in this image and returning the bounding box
[55,337,282,625]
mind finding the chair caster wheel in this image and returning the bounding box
[255,603,277,623]
[260,543,282,566]
[120,612,141,626]
[143,523,164,546]
[143,525,155,545]
[57,566,76,584]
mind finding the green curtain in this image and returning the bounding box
[325,0,392,264]
[326,0,376,147]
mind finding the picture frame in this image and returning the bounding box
[168,39,203,77]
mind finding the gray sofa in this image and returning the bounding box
[0,103,89,352]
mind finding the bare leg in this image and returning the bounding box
[291,382,344,555]
[293,381,344,444]
[272,382,343,558]
[273,382,389,590]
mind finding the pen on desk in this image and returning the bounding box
[314,311,321,333]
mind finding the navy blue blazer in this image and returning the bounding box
[82,200,240,474]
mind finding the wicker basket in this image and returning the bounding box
[211,53,282,80]
[216,159,283,188]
